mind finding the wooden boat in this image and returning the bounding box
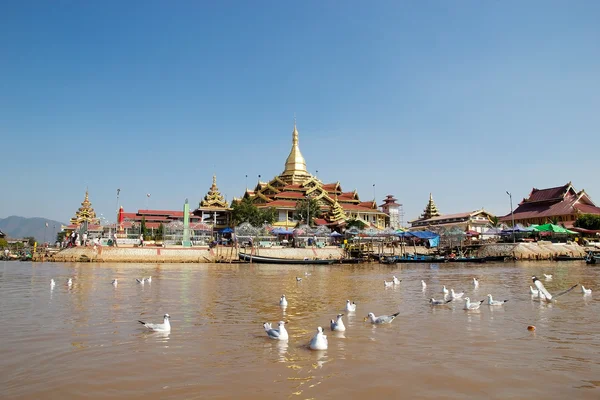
[447,257,487,263]
[553,255,586,261]
[484,255,509,262]
[238,253,335,265]
[381,255,447,264]
[585,251,600,265]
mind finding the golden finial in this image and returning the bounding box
[212,174,217,187]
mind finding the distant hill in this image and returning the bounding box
[0,216,65,244]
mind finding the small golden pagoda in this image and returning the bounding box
[420,193,441,220]
[327,197,347,223]
[69,190,99,226]
[193,175,231,228]
[200,175,228,208]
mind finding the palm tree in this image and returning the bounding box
[488,216,501,229]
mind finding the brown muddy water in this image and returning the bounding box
[1,260,599,399]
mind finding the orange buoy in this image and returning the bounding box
[527,325,536,331]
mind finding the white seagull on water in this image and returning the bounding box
[421,280,427,289]
[473,277,479,287]
[532,276,577,302]
[51,279,56,288]
[451,289,464,299]
[330,314,346,331]
[136,278,144,285]
[544,274,553,280]
[67,278,73,287]
[365,312,400,324]
[392,276,401,285]
[138,314,171,332]
[384,280,394,288]
[309,327,328,350]
[345,300,356,312]
[263,321,288,340]
[279,294,288,307]
[442,285,449,295]
[529,286,539,295]
[296,277,302,282]
[463,297,484,310]
[144,276,152,283]
[486,294,508,306]
[112,279,118,287]
[581,285,592,295]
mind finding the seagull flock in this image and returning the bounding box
[48,271,590,345]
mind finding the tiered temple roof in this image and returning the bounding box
[69,190,99,226]
[420,193,441,220]
[200,175,228,209]
[499,182,600,226]
[328,197,347,223]
[236,123,387,227]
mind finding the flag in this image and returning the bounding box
[45,222,48,227]
[146,193,151,197]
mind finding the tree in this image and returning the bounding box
[293,198,321,227]
[140,217,148,237]
[0,238,7,249]
[154,223,165,241]
[24,236,36,246]
[231,198,277,227]
[575,214,600,230]
[488,216,501,229]
[56,231,67,243]
[345,218,367,230]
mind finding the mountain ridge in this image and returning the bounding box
[0,216,65,244]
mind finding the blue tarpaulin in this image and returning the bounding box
[220,227,234,233]
[272,227,294,235]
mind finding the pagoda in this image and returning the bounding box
[235,122,389,229]
[193,175,231,228]
[420,193,441,220]
[69,190,99,226]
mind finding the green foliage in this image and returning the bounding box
[293,198,321,227]
[140,217,148,237]
[154,223,165,241]
[345,218,367,230]
[56,231,67,243]
[231,198,277,227]
[575,214,600,230]
[0,238,7,248]
[488,216,501,228]
[549,216,559,225]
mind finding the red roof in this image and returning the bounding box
[137,210,184,217]
[524,183,573,203]
[500,192,600,221]
[321,183,339,190]
[258,200,297,208]
[274,191,306,199]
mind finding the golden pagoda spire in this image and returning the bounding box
[420,192,441,220]
[69,189,99,226]
[281,120,310,184]
[200,175,228,208]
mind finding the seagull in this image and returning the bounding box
[463,297,484,310]
[138,314,171,332]
[279,294,288,307]
[532,276,577,302]
[305,272,311,276]
[486,294,508,306]
[529,286,539,295]
[365,312,400,324]
[263,321,288,340]
[392,276,401,285]
[473,278,479,287]
[582,285,592,295]
[330,314,346,331]
[384,280,394,288]
[67,278,73,287]
[421,280,427,289]
[144,276,152,283]
[430,298,452,306]
[442,285,449,295]
[50,279,56,288]
[345,300,357,312]
[451,289,464,299]
[544,274,553,280]
[309,327,328,350]
[136,278,144,284]
[112,279,118,287]
[296,277,302,282]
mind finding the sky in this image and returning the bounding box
[1,1,599,225]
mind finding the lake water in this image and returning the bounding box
[1,260,600,399]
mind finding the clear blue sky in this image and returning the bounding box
[1,1,599,225]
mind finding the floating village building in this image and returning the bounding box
[236,123,390,229]
[409,193,495,233]
[499,182,600,228]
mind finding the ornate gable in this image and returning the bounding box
[69,190,99,226]
[200,175,228,208]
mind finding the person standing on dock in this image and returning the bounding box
[139,234,144,247]
[113,232,118,247]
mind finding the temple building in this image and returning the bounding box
[236,122,389,229]
[499,182,600,228]
[62,190,103,235]
[410,194,495,233]
[380,195,401,229]
[192,175,231,227]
